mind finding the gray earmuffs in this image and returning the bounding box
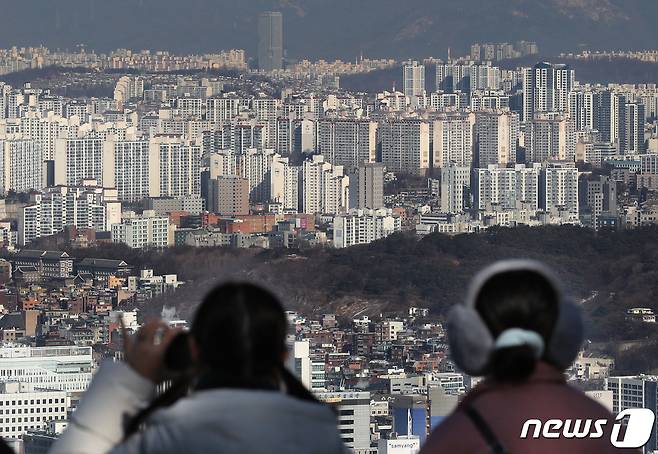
[447,259,584,376]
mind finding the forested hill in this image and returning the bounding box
[44,225,658,338]
[34,225,658,372]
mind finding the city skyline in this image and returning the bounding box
[0,4,658,454]
[2,0,658,60]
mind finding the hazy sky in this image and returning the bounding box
[0,0,656,59]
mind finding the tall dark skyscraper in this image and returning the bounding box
[257,11,283,72]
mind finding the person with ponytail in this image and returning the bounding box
[421,260,628,454]
[51,282,347,454]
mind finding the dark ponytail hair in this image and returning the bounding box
[475,270,559,382]
[124,282,319,437]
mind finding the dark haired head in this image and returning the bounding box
[474,270,559,382]
[190,282,288,390]
[124,282,317,437]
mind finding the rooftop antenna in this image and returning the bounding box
[448,47,451,62]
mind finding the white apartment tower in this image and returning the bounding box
[111,139,155,202]
[333,209,401,248]
[432,112,475,169]
[252,97,281,149]
[206,96,241,123]
[270,155,300,212]
[19,112,80,161]
[54,138,107,187]
[436,63,501,93]
[475,110,519,167]
[0,137,43,194]
[475,164,540,211]
[302,155,349,215]
[568,89,597,131]
[525,113,576,162]
[18,183,121,246]
[522,62,574,123]
[235,148,276,203]
[541,163,579,222]
[111,212,172,249]
[441,164,471,213]
[317,119,377,170]
[403,61,425,107]
[153,136,202,198]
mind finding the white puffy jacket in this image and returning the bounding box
[50,361,348,454]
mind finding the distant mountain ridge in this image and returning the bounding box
[1,0,657,60]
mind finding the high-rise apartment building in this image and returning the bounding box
[432,112,475,169]
[380,119,430,176]
[18,112,79,161]
[252,97,281,149]
[470,91,510,111]
[568,89,597,131]
[333,209,401,248]
[348,162,384,210]
[436,63,500,94]
[525,113,576,162]
[109,139,154,202]
[583,175,618,230]
[620,101,646,154]
[54,138,106,187]
[113,75,144,107]
[174,97,203,119]
[0,137,43,194]
[206,95,241,123]
[441,164,471,214]
[541,163,579,222]
[302,155,349,215]
[522,62,574,122]
[317,119,377,171]
[593,91,623,144]
[18,182,121,246]
[475,110,519,167]
[203,122,267,154]
[153,136,202,199]
[474,164,540,211]
[270,155,300,212]
[403,61,425,107]
[276,118,315,156]
[234,148,276,203]
[111,211,172,249]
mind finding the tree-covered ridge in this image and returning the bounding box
[34,225,658,372]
